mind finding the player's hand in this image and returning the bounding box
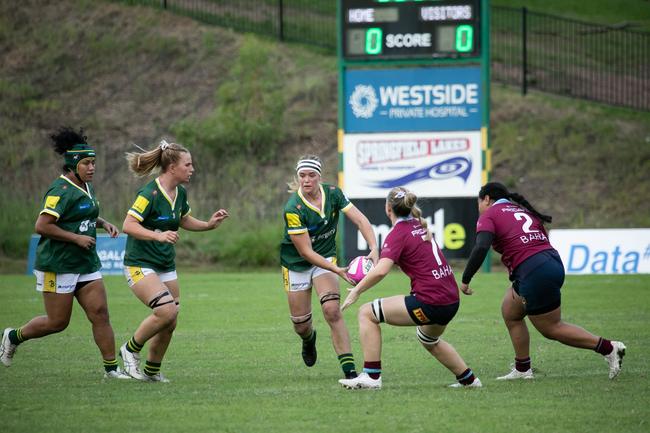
[157,230,179,244]
[208,209,229,229]
[336,266,356,286]
[341,288,360,312]
[366,248,379,266]
[102,221,120,238]
[460,283,473,295]
[75,234,96,250]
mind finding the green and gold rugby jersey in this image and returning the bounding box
[280,183,352,271]
[123,178,191,272]
[35,175,101,274]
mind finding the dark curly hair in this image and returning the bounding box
[50,126,88,171]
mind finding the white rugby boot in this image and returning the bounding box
[604,341,626,379]
[496,368,534,380]
[0,328,18,367]
[119,343,146,380]
[143,372,171,383]
[103,367,132,380]
[339,372,382,390]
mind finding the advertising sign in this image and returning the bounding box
[549,229,650,275]
[27,234,127,275]
[343,130,481,198]
[344,197,478,262]
[344,66,481,133]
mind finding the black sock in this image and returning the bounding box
[144,360,162,376]
[515,357,531,372]
[8,328,26,346]
[338,353,357,378]
[126,336,144,353]
[456,368,476,385]
[103,358,118,372]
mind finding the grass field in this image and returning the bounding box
[0,272,648,433]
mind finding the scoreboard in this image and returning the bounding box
[337,0,490,263]
[341,0,481,60]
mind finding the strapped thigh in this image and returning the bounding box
[416,327,440,346]
[319,292,340,305]
[147,290,175,309]
[370,298,385,323]
[290,312,312,324]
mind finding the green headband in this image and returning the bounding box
[64,144,96,173]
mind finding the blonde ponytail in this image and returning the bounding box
[126,140,189,177]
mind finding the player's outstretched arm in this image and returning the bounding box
[341,258,392,311]
[180,209,229,231]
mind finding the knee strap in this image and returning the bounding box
[290,312,312,325]
[371,298,385,323]
[319,293,340,305]
[148,290,174,309]
[416,327,440,346]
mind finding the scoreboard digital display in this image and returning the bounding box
[341,0,481,60]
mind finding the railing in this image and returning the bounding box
[492,6,649,111]
[117,1,650,111]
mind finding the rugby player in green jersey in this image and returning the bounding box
[119,140,229,382]
[281,155,378,380]
[0,127,129,379]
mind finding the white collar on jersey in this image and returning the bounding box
[393,216,416,226]
[493,198,511,205]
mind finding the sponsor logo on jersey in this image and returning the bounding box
[79,220,96,232]
[312,227,336,242]
[286,213,301,228]
[45,195,61,209]
[132,195,150,214]
[412,308,430,323]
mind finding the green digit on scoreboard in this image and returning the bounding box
[455,25,473,52]
[365,28,383,55]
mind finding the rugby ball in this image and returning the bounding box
[346,256,374,284]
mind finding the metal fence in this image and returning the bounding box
[119,0,336,48]
[492,6,650,111]
[118,1,650,111]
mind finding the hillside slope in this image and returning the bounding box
[1,0,648,271]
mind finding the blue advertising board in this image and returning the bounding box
[344,66,481,133]
[27,234,127,275]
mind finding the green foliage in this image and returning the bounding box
[213,220,283,267]
[0,192,39,258]
[491,86,650,228]
[178,217,283,269]
[0,272,647,432]
[173,36,286,163]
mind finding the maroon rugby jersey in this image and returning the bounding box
[381,218,459,306]
[476,199,554,273]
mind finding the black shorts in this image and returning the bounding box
[512,250,564,315]
[404,295,459,326]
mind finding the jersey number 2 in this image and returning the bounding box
[514,212,539,233]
